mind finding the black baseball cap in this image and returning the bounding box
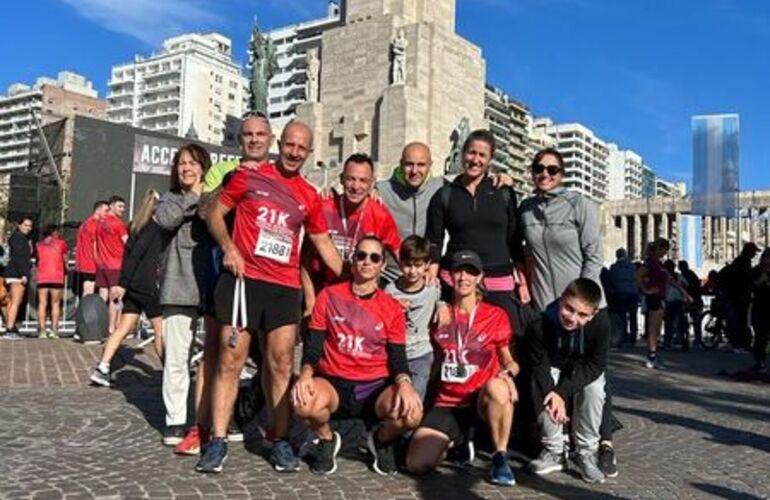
[450,250,483,274]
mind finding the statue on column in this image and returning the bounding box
[305,48,320,103]
[390,28,408,85]
[249,20,278,115]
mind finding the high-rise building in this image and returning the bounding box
[655,177,685,198]
[0,71,105,174]
[106,33,247,145]
[484,83,530,193]
[533,118,610,201]
[260,1,342,134]
[641,164,657,198]
[607,144,644,200]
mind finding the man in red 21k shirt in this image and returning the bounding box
[201,121,344,474]
[301,153,401,305]
[75,200,109,297]
[95,196,128,334]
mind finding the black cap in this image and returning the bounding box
[450,250,483,274]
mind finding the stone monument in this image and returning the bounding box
[296,0,486,177]
[305,48,321,103]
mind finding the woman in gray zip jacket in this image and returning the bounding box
[155,143,212,446]
[518,148,604,312]
[519,147,619,479]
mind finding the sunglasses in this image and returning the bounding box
[353,251,383,264]
[532,164,562,176]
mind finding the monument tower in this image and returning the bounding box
[296,0,486,177]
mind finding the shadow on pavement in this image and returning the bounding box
[691,482,766,500]
[616,405,770,454]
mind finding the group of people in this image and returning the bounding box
[76,111,621,487]
[0,199,129,340]
[604,238,770,373]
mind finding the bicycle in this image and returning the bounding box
[699,298,754,351]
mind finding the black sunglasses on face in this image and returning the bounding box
[532,164,562,176]
[354,251,383,264]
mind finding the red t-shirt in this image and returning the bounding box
[219,163,327,288]
[94,214,128,271]
[432,301,512,407]
[75,217,98,273]
[310,193,401,290]
[36,236,68,285]
[310,282,406,381]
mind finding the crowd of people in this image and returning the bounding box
[1,111,767,488]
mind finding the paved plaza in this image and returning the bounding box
[0,338,768,500]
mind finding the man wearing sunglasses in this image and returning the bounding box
[302,153,401,306]
[200,120,344,474]
[293,236,422,476]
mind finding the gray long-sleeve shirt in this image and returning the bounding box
[155,190,210,308]
[518,187,604,311]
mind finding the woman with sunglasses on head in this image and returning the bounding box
[518,147,618,477]
[292,236,422,476]
[406,250,519,486]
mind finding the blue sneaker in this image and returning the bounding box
[490,451,516,487]
[270,439,300,472]
[195,438,228,473]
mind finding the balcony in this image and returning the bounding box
[142,67,182,82]
[139,107,180,120]
[139,94,180,107]
[141,81,181,95]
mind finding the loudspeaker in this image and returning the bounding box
[75,294,109,344]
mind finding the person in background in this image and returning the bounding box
[75,201,109,297]
[89,189,166,388]
[0,227,11,326]
[608,248,640,346]
[95,196,128,335]
[2,216,34,339]
[35,224,69,339]
[662,260,690,350]
[750,248,770,374]
[678,260,704,349]
[723,242,759,349]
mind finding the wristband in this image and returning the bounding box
[395,373,412,386]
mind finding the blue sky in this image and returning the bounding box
[2,0,769,189]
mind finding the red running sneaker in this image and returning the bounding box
[175,425,208,456]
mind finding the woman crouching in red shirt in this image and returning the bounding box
[406,250,520,487]
[292,236,422,476]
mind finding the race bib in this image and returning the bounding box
[331,233,354,259]
[254,230,292,263]
[441,362,477,384]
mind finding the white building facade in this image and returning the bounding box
[534,118,610,201]
[0,72,102,173]
[261,2,342,134]
[484,83,531,193]
[607,143,644,200]
[107,33,247,146]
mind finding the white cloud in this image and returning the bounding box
[60,0,224,46]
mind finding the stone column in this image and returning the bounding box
[704,216,712,259]
[661,212,670,240]
[674,212,682,261]
[621,215,629,253]
[633,214,642,260]
[720,217,728,263]
[646,213,655,248]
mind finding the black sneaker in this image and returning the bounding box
[2,328,24,340]
[162,425,185,446]
[227,420,244,442]
[311,432,341,475]
[447,438,475,466]
[270,439,300,473]
[367,429,397,476]
[597,442,618,478]
[196,437,228,473]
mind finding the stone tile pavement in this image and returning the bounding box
[0,338,768,499]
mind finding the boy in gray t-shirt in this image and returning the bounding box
[384,236,444,400]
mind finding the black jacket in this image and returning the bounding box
[425,175,523,277]
[527,302,609,407]
[3,231,32,279]
[118,220,168,297]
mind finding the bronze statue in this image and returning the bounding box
[249,20,278,115]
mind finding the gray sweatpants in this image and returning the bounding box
[538,367,606,457]
[162,306,198,427]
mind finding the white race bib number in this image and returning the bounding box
[441,362,477,383]
[331,233,353,259]
[255,230,292,263]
